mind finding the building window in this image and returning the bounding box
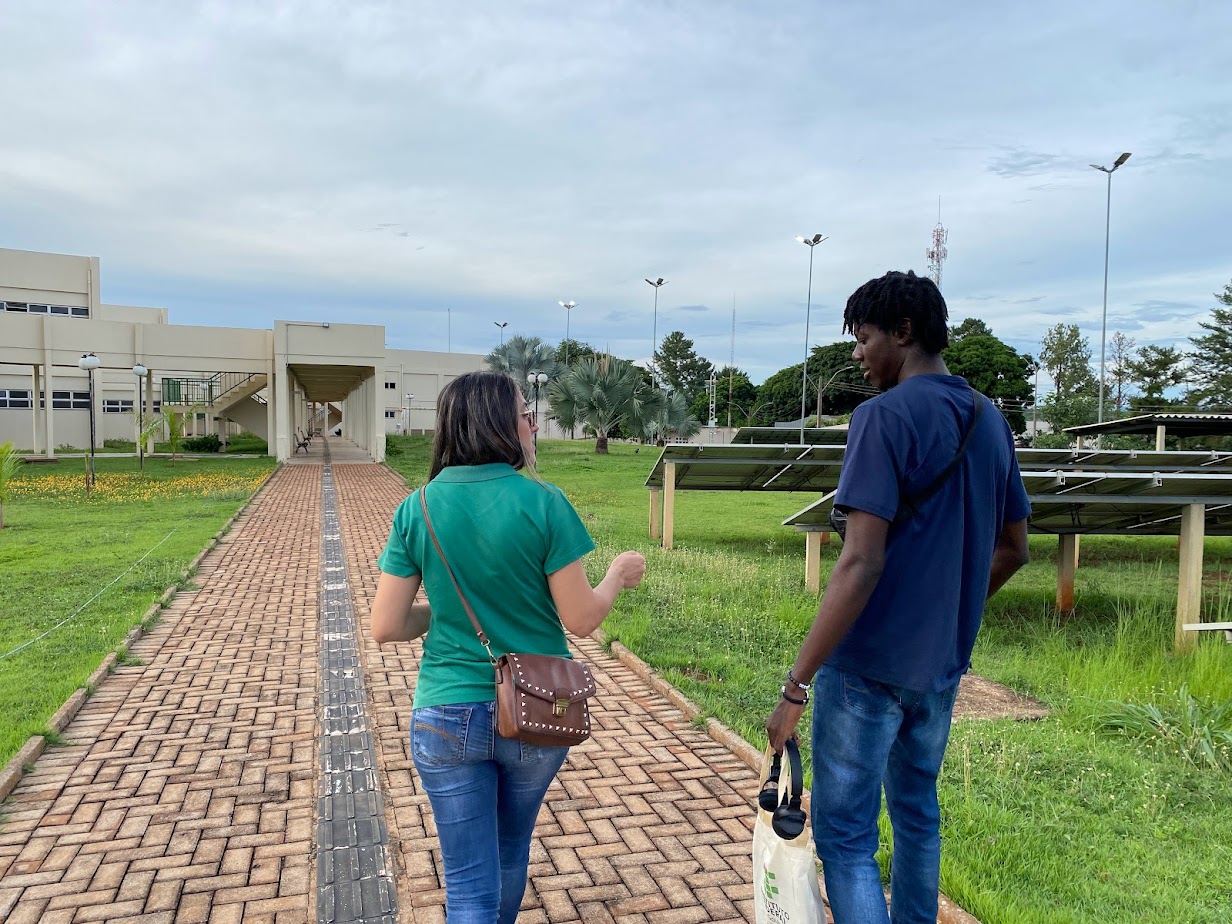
[3,301,89,318]
[0,389,32,409]
[103,399,135,413]
[39,391,92,410]
[385,381,398,389]
[384,410,397,419]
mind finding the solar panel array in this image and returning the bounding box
[646,441,1232,537]
[730,427,850,446]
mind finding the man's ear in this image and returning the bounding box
[895,318,914,346]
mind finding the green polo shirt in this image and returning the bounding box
[378,463,596,709]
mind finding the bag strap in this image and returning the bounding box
[896,387,984,521]
[419,486,498,665]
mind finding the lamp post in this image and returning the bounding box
[133,363,147,471]
[527,371,548,444]
[1090,151,1131,425]
[644,278,667,386]
[816,366,854,421]
[78,353,101,493]
[795,233,828,441]
[559,301,576,365]
[404,393,414,435]
[494,321,508,346]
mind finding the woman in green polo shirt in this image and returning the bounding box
[372,370,645,924]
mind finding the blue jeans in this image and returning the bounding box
[811,666,958,924]
[411,701,569,924]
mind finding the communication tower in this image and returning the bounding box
[926,198,948,291]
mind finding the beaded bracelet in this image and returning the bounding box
[786,669,812,691]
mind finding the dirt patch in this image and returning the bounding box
[953,673,1049,721]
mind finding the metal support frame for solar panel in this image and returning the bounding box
[730,426,851,446]
[781,470,1232,653]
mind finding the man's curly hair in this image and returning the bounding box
[842,269,949,355]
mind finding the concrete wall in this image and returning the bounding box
[0,248,100,313]
[382,349,487,433]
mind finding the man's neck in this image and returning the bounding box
[895,351,950,385]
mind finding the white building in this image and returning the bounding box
[0,247,487,461]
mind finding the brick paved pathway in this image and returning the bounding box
[0,457,772,923]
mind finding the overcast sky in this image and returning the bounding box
[2,1,1229,387]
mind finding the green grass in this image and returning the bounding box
[0,455,276,766]
[386,435,1232,924]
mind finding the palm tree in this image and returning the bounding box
[0,441,23,529]
[130,411,164,472]
[162,405,197,461]
[641,390,703,445]
[486,335,564,401]
[548,355,661,454]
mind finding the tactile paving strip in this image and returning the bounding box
[316,448,399,924]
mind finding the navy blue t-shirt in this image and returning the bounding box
[828,374,1031,692]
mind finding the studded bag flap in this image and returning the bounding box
[420,487,596,748]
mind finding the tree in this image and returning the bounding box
[688,366,758,427]
[641,391,703,445]
[547,355,661,454]
[0,441,23,529]
[553,339,598,368]
[1106,331,1136,413]
[162,405,195,461]
[1127,345,1186,414]
[942,334,1034,434]
[1039,324,1097,399]
[486,335,563,401]
[757,342,872,425]
[654,331,713,402]
[949,318,993,343]
[1187,281,1232,408]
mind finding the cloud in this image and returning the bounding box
[676,304,710,313]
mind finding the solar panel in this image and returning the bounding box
[730,427,850,446]
[782,471,1232,535]
[645,443,847,492]
[1016,448,1232,472]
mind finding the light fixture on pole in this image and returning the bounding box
[133,363,148,471]
[559,301,576,365]
[644,278,667,386]
[494,321,508,346]
[1090,151,1131,425]
[78,353,101,493]
[795,233,828,441]
[816,366,854,421]
[404,393,414,435]
[526,371,548,445]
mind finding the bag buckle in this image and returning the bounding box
[553,698,569,717]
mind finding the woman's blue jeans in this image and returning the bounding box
[411,700,569,924]
[810,666,959,924]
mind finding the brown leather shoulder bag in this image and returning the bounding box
[419,487,596,747]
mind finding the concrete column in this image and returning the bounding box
[42,352,55,456]
[649,489,663,540]
[31,365,42,455]
[1155,425,1166,451]
[1175,503,1205,654]
[145,372,155,454]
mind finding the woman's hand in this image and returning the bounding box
[606,551,645,589]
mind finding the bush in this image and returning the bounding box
[182,434,222,453]
[1094,684,1232,772]
[103,438,132,450]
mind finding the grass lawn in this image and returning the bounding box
[0,455,276,768]
[386,435,1232,924]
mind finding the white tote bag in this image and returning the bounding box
[752,743,826,924]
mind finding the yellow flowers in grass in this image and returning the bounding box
[10,470,269,502]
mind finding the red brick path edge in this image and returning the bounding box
[0,466,279,804]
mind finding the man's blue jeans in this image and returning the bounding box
[411,700,569,924]
[811,666,959,924]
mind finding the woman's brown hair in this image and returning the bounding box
[428,371,527,481]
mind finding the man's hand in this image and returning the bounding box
[765,696,806,754]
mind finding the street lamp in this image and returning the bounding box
[644,278,667,385]
[1090,151,1131,425]
[404,393,414,435]
[527,371,548,445]
[559,301,576,365]
[494,321,508,346]
[795,233,828,441]
[816,366,854,421]
[78,353,101,493]
[133,363,147,471]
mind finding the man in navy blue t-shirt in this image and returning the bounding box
[766,270,1031,924]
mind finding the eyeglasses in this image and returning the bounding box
[520,409,535,424]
